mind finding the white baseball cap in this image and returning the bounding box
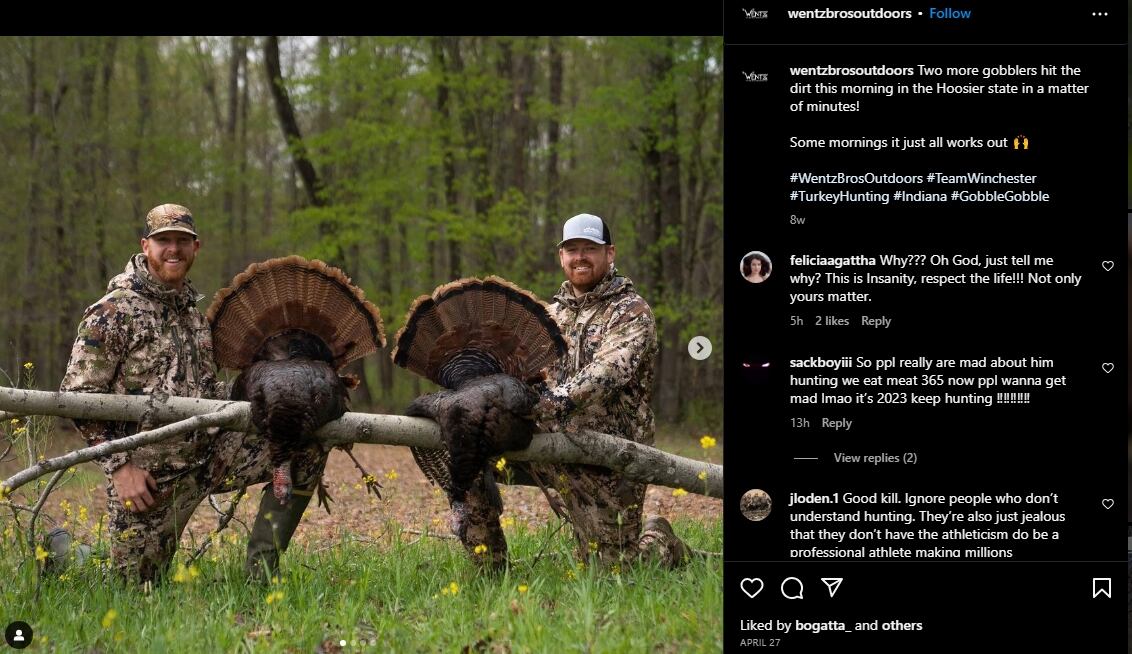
[558,213,612,247]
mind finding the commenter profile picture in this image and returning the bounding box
[741,489,772,521]
[740,251,771,283]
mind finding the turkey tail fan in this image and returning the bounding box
[410,446,453,493]
[409,447,506,512]
[206,255,386,370]
[391,276,567,387]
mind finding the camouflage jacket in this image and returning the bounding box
[60,254,223,476]
[538,267,657,446]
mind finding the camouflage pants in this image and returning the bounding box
[105,430,328,584]
[523,462,685,569]
[415,455,687,571]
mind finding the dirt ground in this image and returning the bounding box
[4,431,722,550]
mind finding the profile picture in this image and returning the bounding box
[740,488,772,521]
[740,251,771,283]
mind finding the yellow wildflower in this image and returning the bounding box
[700,435,717,449]
[446,581,459,595]
[588,541,598,553]
[172,564,200,583]
[385,469,399,481]
[473,544,487,555]
[78,505,89,523]
[23,362,34,370]
[517,584,529,593]
[101,608,119,628]
[495,458,507,472]
[9,418,18,425]
[265,590,285,604]
[500,516,515,529]
[698,470,708,481]
[672,488,688,497]
[35,545,48,562]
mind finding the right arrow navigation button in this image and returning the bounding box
[688,336,713,360]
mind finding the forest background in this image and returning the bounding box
[0,35,723,434]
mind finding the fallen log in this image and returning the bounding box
[0,387,722,499]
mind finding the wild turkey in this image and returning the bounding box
[206,256,385,505]
[392,277,567,536]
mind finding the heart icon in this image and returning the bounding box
[1102,261,1114,271]
[740,577,764,598]
[1102,499,1114,509]
[1102,363,1114,373]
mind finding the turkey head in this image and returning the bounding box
[207,256,385,505]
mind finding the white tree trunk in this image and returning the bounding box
[0,387,722,498]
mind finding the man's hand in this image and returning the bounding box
[536,388,576,424]
[111,463,160,513]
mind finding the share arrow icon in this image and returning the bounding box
[821,578,843,598]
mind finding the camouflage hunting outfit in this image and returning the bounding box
[61,254,327,583]
[525,266,685,568]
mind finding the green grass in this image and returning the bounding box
[2,519,722,653]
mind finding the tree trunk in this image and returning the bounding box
[18,37,41,375]
[74,39,96,291]
[191,37,224,133]
[48,67,72,378]
[129,36,152,220]
[443,37,491,271]
[545,36,563,243]
[238,39,250,269]
[431,37,461,278]
[377,210,395,403]
[265,36,339,264]
[223,36,242,279]
[93,38,117,284]
[0,387,722,499]
[264,36,325,209]
[643,39,684,422]
[511,37,535,195]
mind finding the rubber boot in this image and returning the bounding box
[41,527,90,577]
[244,486,313,583]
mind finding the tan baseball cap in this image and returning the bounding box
[144,204,198,238]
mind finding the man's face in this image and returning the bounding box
[559,239,615,294]
[141,232,199,289]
